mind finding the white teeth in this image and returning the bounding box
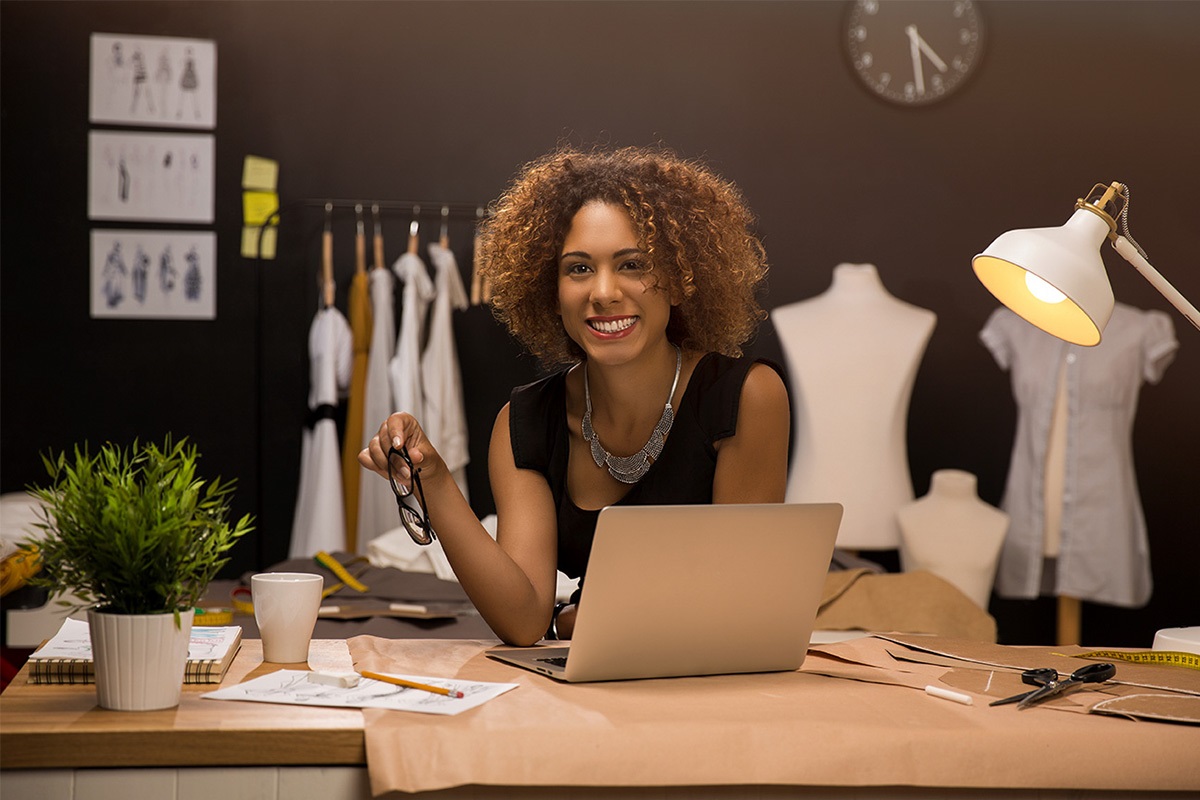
[590,317,636,333]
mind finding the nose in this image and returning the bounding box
[589,265,623,306]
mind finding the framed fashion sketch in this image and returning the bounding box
[90,33,216,129]
[88,131,215,223]
[90,229,216,320]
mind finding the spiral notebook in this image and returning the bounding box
[487,502,842,683]
[28,617,243,685]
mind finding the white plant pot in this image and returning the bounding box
[87,607,194,711]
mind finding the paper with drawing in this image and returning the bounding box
[203,670,516,716]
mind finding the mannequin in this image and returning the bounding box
[897,469,1008,609]
[1044,363,1080,644]
[980,304,1178,643]
[771,263,936,549]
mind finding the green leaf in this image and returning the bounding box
[24,435,255,615]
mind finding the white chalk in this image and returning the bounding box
[925,685,973,705]
[308,671,361,688]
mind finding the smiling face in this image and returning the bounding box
[557,201,675,366]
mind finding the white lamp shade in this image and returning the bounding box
[973,207,1116,346]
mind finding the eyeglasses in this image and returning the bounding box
[387,446,436,546]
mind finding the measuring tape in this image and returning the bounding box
[231,585,255,615]
[1058,649,1200,671]
[194,606,234,626]
[315,551,370,595]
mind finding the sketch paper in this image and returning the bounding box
[88,131,215,223]
[30,617,241,661]
[203,669,518,716]
[91,229,216,319]
[90,33,216,128]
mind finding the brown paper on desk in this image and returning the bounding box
[878,632,1200,696]
[817,568,997,642]
[876,633,1200,723]
[348,635,1200,795]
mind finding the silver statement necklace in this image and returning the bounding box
[581,344,682,484]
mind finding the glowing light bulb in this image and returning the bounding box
[1025,272,1067,304]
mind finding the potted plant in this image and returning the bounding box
[24,436,252,710]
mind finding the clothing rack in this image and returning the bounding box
[299,198,485,216]
[249,198,486,263]
[249,195,487,569]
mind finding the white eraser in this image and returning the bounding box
[925,684,973,705]
[308,671,361,688]
[389,602,427,613]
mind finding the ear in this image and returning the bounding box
[668,281,684,306]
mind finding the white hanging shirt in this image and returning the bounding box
[356,267,401,553]
[290,306,353,558]
[388,252,435,425]
[422,243,471,500]
[980,304,1177,607]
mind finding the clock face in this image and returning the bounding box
[845,0,985,106]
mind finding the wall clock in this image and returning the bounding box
[845,0,985,107]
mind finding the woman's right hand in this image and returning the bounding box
[358,412,446,490]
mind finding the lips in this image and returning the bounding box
[587,316,638,337]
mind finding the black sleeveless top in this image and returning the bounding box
[508,353,786,588]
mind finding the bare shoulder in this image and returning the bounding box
[713,361,789,502]
[740,362,789,414]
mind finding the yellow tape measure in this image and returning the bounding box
[315,551,370,594]
[1058,649,1200,671]
[231,586,254,615]
[194,607,234,626]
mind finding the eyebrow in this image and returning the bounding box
[559,247,647,263]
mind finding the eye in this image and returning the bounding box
[619,258,649,273]
[562,261,591,276]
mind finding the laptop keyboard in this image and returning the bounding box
[536,656,568,667]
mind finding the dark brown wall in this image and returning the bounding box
[3,1,1197,646]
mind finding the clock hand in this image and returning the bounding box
[906,25,925,95]
[914,31,949,72]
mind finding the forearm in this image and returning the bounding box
[421,470,554,645]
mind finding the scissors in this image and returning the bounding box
[989,662,1116,709]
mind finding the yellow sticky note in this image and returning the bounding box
[242,156,279,191]
[243,191,279,226]
[242,225,277,259]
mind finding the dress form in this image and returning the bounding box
[771,263,937,549]
[979,304,1177,622]
[897,469,1008,609]
[1045,362,1081,645]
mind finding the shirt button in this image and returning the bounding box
[1066,352,1077,364]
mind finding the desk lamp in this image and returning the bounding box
[972,182,1200,345]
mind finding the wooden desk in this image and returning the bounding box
[0,639,363,770]
[3,638,1199,800]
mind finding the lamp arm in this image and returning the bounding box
[1112,236,1200,334]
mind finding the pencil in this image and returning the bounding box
[359,669,465,698]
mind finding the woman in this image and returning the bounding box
[360,145,789,645]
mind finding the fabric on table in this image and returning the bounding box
[816,568,997,642]
[349,636,1200,796]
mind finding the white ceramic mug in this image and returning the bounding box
[251,572,324,663]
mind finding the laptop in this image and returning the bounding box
[486,502,842,682]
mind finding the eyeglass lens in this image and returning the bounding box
[387,447,435,545]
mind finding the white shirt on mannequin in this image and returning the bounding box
[897,469,1008,609]
[771,263,936,550]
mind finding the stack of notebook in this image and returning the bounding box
[28,617,243,685]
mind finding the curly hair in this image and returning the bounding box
[476,145,769,368]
